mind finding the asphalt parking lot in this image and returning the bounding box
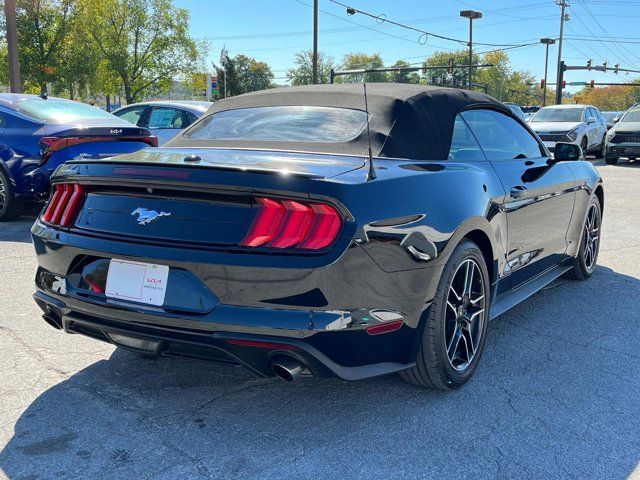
[1,159,639,479]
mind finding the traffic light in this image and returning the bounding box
[447,58,454,74]
[562,80,566,88]
[540,78,545,89]
[587,59,592,69]
[422,65,427,75]
[603,61,608,69]
[614,63,620,74]
[590,80,595,88]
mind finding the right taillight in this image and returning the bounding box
[41,183,87,228]
[241,197,343,251]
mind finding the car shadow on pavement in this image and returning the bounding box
[0,217,36,243]
[1,266,639,479]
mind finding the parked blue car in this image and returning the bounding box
[0,93,156,221]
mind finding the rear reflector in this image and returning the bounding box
[241,197,343,251]
[41,183,88,228]
[365,320,404,336]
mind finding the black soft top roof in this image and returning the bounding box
[168,83,510,160]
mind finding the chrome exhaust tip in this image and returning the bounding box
[271,357,304,382]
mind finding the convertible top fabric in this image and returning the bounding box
[168,83,511,160]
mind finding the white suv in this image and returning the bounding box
[529,104,607,158]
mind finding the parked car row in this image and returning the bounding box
[0,95,209,221]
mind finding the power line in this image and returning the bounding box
[327,0,540,48]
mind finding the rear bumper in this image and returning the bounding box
[33,289,417,380]
[31,220,436,380]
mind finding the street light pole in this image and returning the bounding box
[540,38,556,107]
[4,0,21,93]
[555,0,569,104]
[460,10,482,90]
[312,0,318,84]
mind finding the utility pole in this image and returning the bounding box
[540,38,556,107]
[555,0,569,105]
[312,0,318,84]
[4,0,21,93]
[460,10,482,89]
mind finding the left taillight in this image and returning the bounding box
[41,183,87,228]
[38,135,158,166]
[241,197,343,251]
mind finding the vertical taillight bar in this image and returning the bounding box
[41,183,87,228]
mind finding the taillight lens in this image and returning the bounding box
[41,183,88,228]
[39,135,158,166]
[241,197,343,250]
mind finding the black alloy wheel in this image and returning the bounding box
[566,195,602,280]
[401,240,490,389]
[0,169,22,222]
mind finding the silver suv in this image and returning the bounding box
[605,104,640,165]
[529,104,607,157]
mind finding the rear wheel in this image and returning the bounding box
[400,240,490,390]
[594,138,605,159]
[566,196,601,281]
[0,169,23,222]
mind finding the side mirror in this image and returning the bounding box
[613,117,620,123]
[587,116,596,124]
[553,142,583,162]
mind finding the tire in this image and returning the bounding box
[0,168,23,222]
[594,139,605,159]
[400,240,490,390]
[605,156,618,165]
[566,195,602,281]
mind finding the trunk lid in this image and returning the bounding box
[57,148,361,248]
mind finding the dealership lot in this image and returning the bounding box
[0,159,639,479]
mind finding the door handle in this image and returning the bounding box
[510,185,528,198]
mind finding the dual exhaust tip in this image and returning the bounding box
[271,356,305,382]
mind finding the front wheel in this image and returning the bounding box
[0,168,23,222]
[594,139,605,159]
[566,195,601,281]
[605,156,619,165]
[400,240,490,390]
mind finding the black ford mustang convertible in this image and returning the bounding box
[32,84,603,389]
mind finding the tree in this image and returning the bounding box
[423,50,475,87]
[80,0,200,104]
[336,52,387,83]
[286,50,334,86]
[15,0,77,93]
[389,60,420,84]
[216,53,273,96]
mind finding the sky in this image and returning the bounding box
[175,0,640,94]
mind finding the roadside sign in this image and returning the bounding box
[206,73,219,100]
[568,81,588,86]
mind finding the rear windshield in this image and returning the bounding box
[184,106,368,143]
[17,99,117,124]
[622,109,640,122]
[531,107,583,123]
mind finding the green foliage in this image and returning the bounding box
[389,60,420,84]
[286,50,335,86]
[336,52,386,83]
[79,0,200,103]
[216,52,274,97]
[15,0,77,92]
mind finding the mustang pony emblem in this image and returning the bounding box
[131,207,171,225]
